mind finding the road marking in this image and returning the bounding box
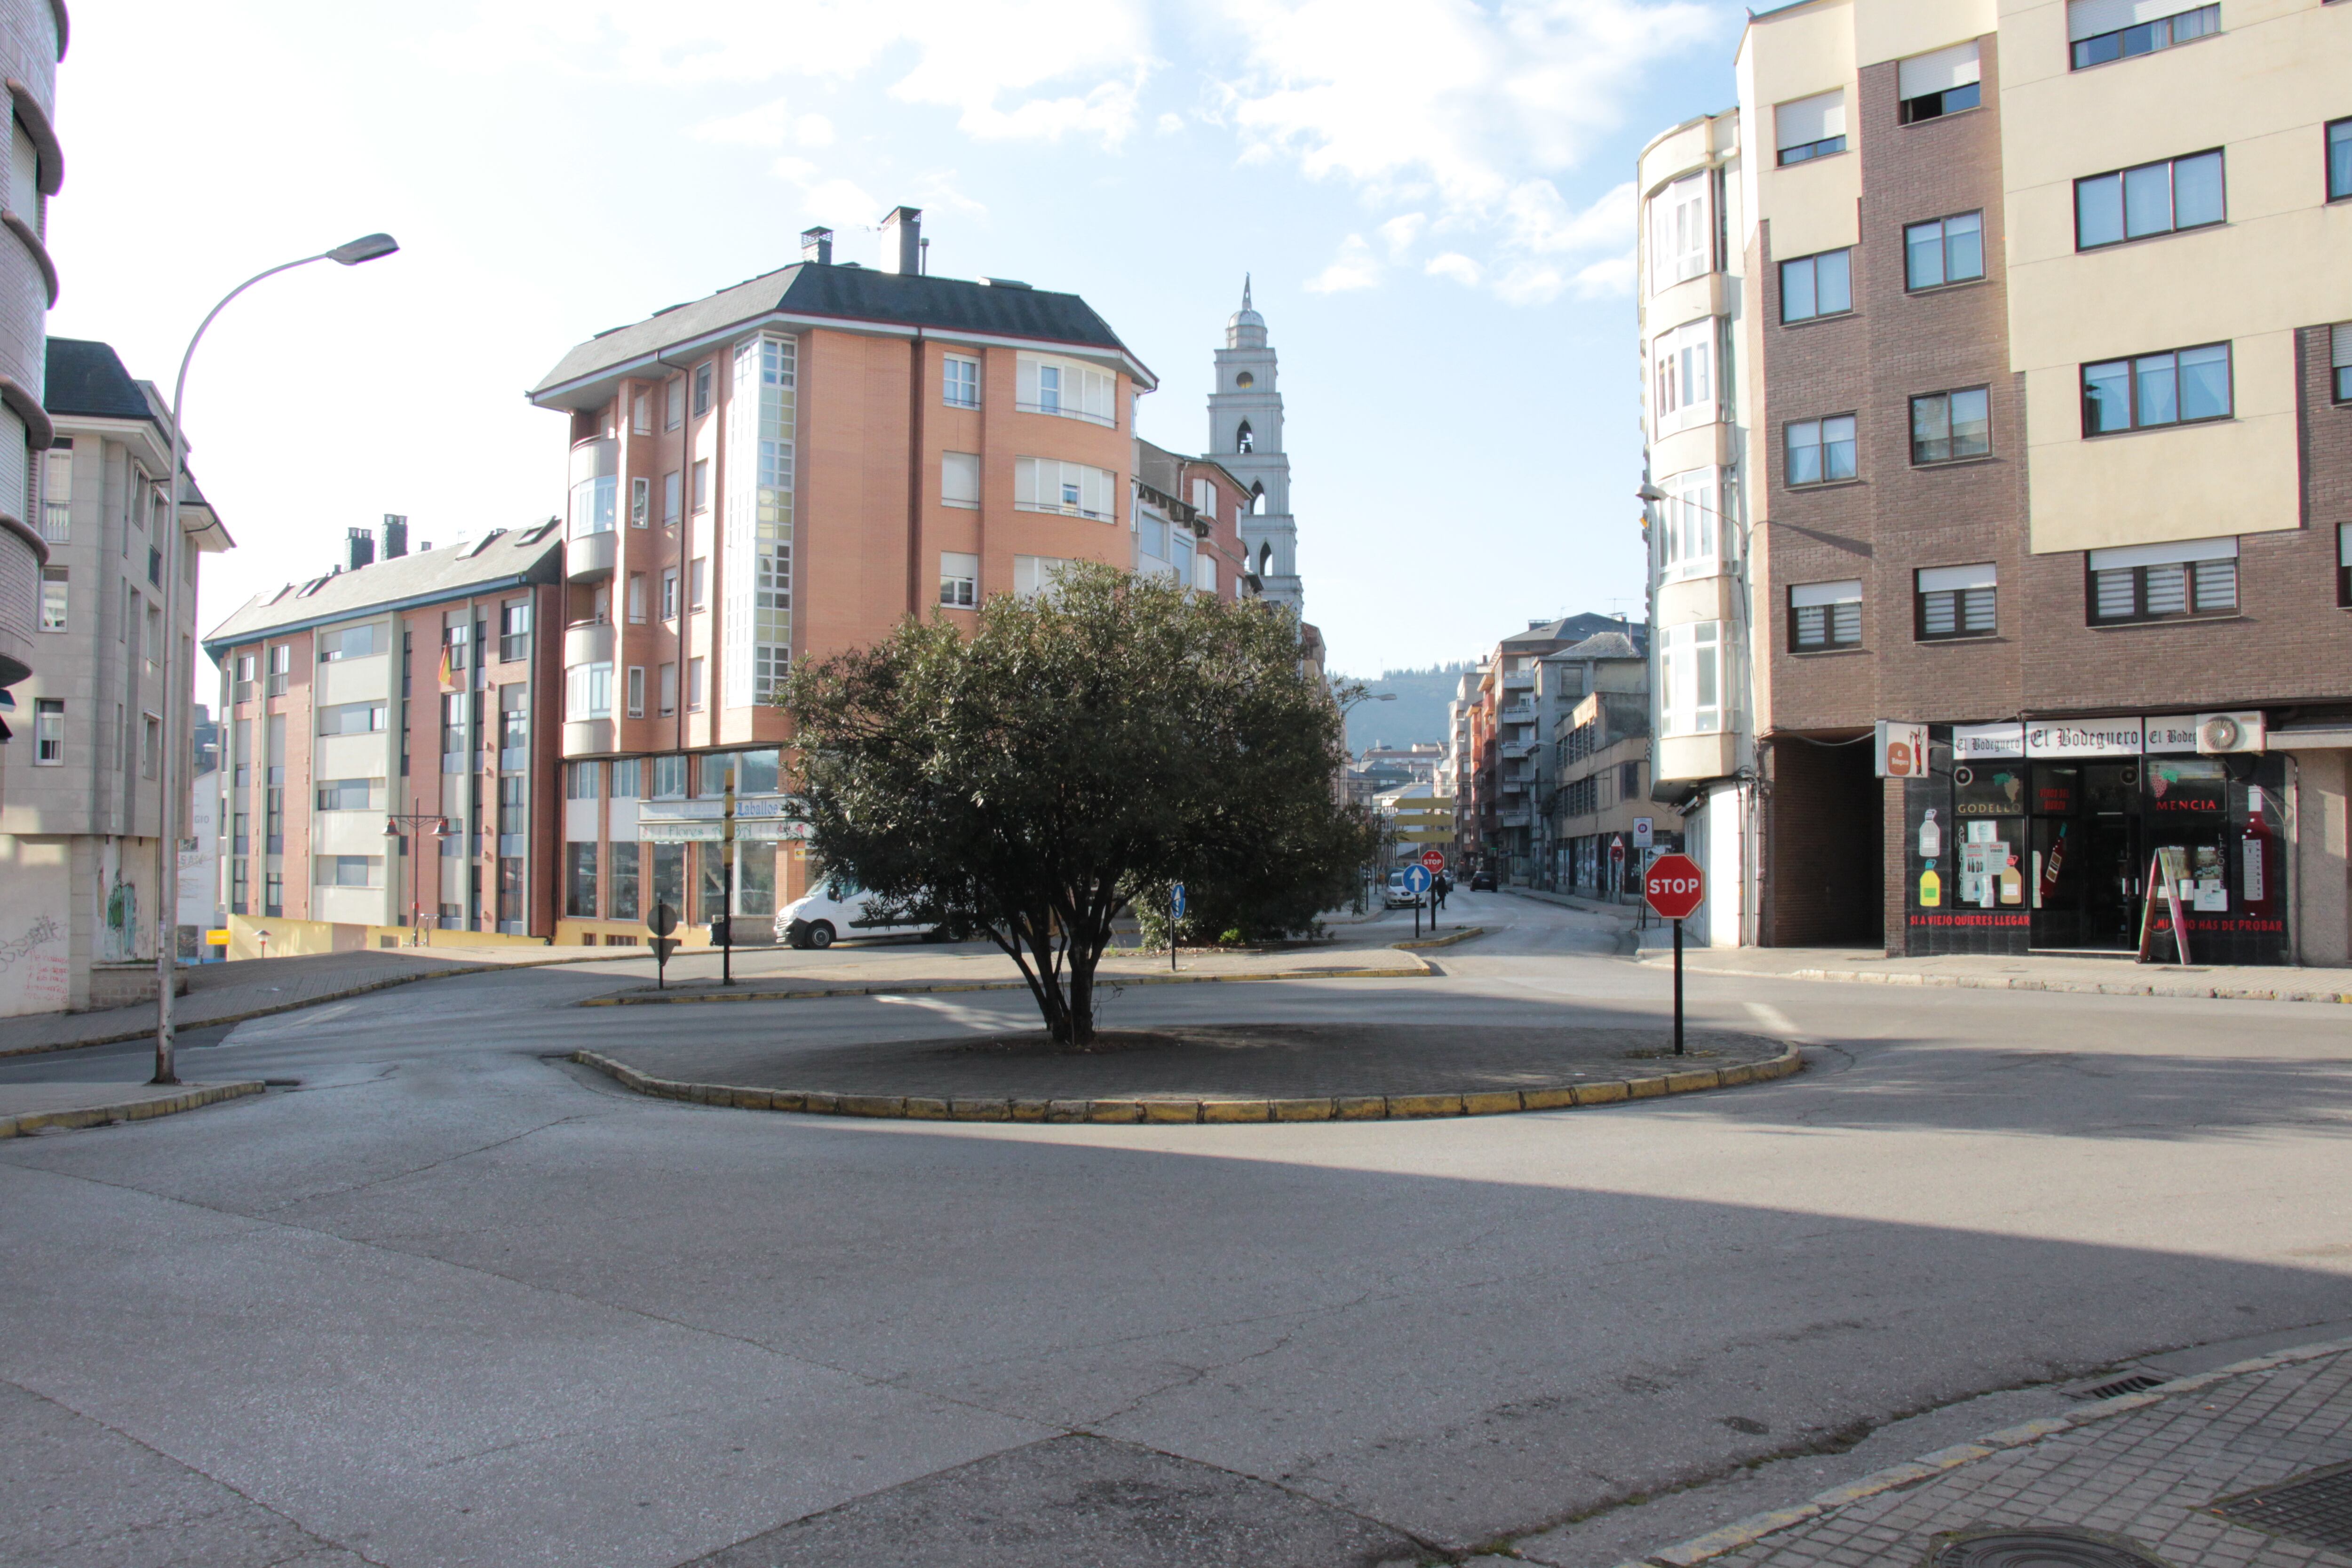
[222,1002,356,1044]
[872,994,1022,1030]
[1745,1001,1806,1039]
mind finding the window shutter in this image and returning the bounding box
[1790,579,1862,608]
[2086,534,2236,572]
[1776,90,1844,151]
[1898,42,1980,100]
[1917,562,1996,593]
[2067,0,2182,40]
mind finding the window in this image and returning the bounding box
[1651,317,1716,434]
[566,760,600,800]
[688,658,704,710]
[940,551,978,608]
[319,623,380,662]
[666,379,683,430]
[440,692,467,757]
[318,701,387,735]
[1790,580,1863,650]
[1195,555,1217,595]
[317,855,382,889]
[631,476,649,526]
[567,843,599,918]
[2082,343,2232,433]
[1916,563,1998,639]
[38,565,65,630]
[692,361,713,417]
[652,754,687,799]
[2088,537,2238,622]
[609,842,640,920]
[267,644,291,696]
[1017,354,1116,425]
[2075,151,2223,248]
[1897,41,1980,123]
[2069,1,2218,70]
[145,603,161,668]
[1013,457,1115,519]
[40,441,69,542]
[626,665,645,716]
[628,573,647,623]
[1658,622,1723,736]
[1013,555,1073,601]
[148,547,161,587]
[1647,171,1711,293]
[566,661,613,720]
[691,459,709,513]
[316,777,385,811]
[1139,514,1169,560]
[632,391,651,435]
[499,858,525,927]
[1780,248,1851,323]
[499,601,531,662]
[1655,467,1724,581]
[1776,89,1846,165]
[610,758,642,798]
[1904,211,1984,289]
[2340,523,2352,608]
[265,872,284,916]
[2332,119,2352,203]
[1911,388,1992,463]
[498,685,528,753]
[2335,324,2352,403]
[142,714,159,779]
[660,568,678,620]
[942,452,979,508]
[658,661,677,716]
[688,557,706,610]
[1785,415,1858,485]
[663,470,681,525]
[944,355,980,408]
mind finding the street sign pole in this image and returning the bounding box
[721,766,737,988]
[1642,853,1705,1058]
[1673,917,1684,1057]
[1171,883,1185,973]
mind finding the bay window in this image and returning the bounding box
[1017,354,1115,425]
[1659,621,1724,736]
[568,438,617,537]
[566,661,613,720]
[1651,317,1717,435]
[1646,171,1710,294]
[1655,468,1726,581]
[1014,457,1115,519]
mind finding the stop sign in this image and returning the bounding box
[1644,853,1705,921]
[1419,849,1446,874]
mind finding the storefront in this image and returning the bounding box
[1900,716,2288,964]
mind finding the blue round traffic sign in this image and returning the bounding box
[1400,864,1432,895]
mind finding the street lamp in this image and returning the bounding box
[385,807,453,947]
[151,233,400,1087]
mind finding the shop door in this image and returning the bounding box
[2028,763,2138,951]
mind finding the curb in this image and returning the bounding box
[1636,956,2352,1007]
[0,1080,266,1139]
[0,951,638,1059]
[1599,1332,2352,1568]
[577,959,1435,1007]
[567,1042,1804,1122]
[1391,926,1486,951]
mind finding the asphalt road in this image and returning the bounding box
[3,891,2348,1568]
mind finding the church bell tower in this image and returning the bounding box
[1209,277,1302,612]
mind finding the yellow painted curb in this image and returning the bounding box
[566,1043,1805,1127]
[0,1080,268,1138]
[576,959,1435,1008]
[1391,926,1486,951]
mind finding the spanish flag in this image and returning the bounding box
[437,640,455,689]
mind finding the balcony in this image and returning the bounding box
[564,618,614,668]
[1501,739,1539,760]
[1496,807,1531,828]
[566,526,616,583]
[1502,670,1534,691]
[1499,702,1534,722]
[564,716,614,757]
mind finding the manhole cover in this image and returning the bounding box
[1930,1527,2172,1567]
[2209,1460,2352,1554]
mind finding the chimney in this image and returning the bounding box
[346,526,375,572]
[799,226,833,266]
[379,513,408,560]
[880,206,922,274]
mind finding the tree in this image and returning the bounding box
[780,563,1379,1045]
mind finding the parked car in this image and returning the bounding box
[1382,869,1425,909]
[1469,870,1496,891]
[776,881,940,948]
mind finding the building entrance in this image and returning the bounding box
[2028,762,2140,952]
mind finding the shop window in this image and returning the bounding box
[2086,537,2238,623]
[2068,1,2217,71]
[608,842,640,921]
[566,760,601,800]
[2082,343,2231,434]
[1916,564,1997,639]
[2076,150,2223,250]
[1897,41,1980,123]
[1904,212,1983,289]
[1785,414,1858,486]
[1780,248,1851,323]
[1911,388,1991,463]
[566,843,598,918]
[1790,580,1863,651]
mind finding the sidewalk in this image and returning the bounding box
[1635,944,2352,1004]
[0,1080,265,1138]
[1600,1337,2352,1568]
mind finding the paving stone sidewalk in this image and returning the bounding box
[1606,1343,2352,1568]
[1639,944,2352,1005]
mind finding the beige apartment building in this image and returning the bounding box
[0,0,62,715]
[1639,0,2352,964]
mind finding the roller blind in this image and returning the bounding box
[1776,89,1846,151]
[1917,562,1996,593]
[2333,323,2352,369]
[2087,534,2236,571]
[2068,0,2191,41]
[1898,42,1980,100]
[1789,578,1862,607]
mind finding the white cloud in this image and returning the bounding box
[1156,111,1185,135]
[1304,233,1382,293]
[1377,212,1427,260]
[1425,251,1482,286]
[795,113,837,147]
[692,97,797,148]
[1502,178,1635,255]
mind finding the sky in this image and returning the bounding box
[48,0,1743,708]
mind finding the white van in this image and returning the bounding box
[775,881,939,949]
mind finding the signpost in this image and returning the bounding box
[648,901,680,991]
[1399,862,1432,940]
[1418,849,1446,874]
[1171,883,1185,972]
[1608,837,1626,901]
[1643,852,1705,1056]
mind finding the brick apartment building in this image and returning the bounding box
[1638,0,2352,964]
[202,518,567,954]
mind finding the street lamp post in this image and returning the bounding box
[151,233,399,1086]
[384,804,453,947]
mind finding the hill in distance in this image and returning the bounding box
[1335,662,1477,756]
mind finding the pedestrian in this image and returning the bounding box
[1432,873,1450,912]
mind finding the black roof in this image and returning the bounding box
[46,338,158,422]
[533,262,1146,403]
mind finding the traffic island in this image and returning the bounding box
[571,1023,1801,1123]
[0,1081,266,1138]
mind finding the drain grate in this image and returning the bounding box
[1931,1527,2172,1567]
[2070,1372,2165,1401]
[2209,1460,2352,1554]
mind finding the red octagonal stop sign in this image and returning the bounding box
[1644,853,1705,921]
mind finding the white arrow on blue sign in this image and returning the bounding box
[1399,864,1432,895]
[1172,883,1186,918]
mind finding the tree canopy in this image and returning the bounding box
[780,563,1378,1044]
